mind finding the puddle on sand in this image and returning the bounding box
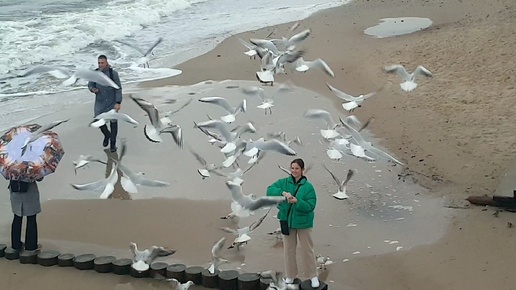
[364,17,433,38]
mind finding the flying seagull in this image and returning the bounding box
[384,64,433,92]
[226,180,284,212]
[19,65,120,89]
[72,155,107,174]
[323,165,354,200]
[131,95,183,147]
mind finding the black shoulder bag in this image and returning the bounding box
[280,183,303,235]
[8,179,30,193]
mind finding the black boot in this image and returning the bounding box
[110,121,118,152]
[99,124,110,147]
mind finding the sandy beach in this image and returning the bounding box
[1,0,515,289]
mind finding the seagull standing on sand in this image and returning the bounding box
[198,96,247,124]
[129,242,176,271]
[323,165,354,200]
[316,254,333,270]
[384,64,433,92]
[130,95,183,147]
[89,109,139,128]
[20,119,69,156]
[208,237,229,274]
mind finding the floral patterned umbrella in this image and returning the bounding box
[0,124,65,182]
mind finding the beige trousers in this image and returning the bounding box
[282,228,318,279]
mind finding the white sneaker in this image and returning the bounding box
[311,277,320,288]
[284,277,295,284]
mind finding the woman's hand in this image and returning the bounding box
[288,196,297,204]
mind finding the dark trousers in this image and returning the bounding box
[99,121,118,148]
[11,214,38,251]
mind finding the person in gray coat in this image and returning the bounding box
[9,179,43,252]
[87,55,123,152]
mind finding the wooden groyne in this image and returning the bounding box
[0,245,328,290]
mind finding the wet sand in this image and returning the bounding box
[1,0,516,289]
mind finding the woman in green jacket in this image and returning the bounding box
[266,158,319,288]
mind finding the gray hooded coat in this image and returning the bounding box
[10,182,41,217]
[87,67,123,117]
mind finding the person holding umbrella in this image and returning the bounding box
[0,122,66,253]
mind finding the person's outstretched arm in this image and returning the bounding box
[267,178,284,197]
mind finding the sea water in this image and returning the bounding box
[0,0,348,131]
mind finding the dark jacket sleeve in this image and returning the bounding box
[112,70,123,104]
[87,80,96,92]
[295,183,316,213]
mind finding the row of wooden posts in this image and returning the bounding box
[0,244,327,290]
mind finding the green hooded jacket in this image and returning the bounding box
[266,176,317,229]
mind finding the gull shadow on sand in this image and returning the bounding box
[103,149,132,201]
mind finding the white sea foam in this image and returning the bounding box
[0,0,348,131]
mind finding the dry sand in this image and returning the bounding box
[1,0,516,289]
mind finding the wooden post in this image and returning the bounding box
[73,254,96,270]
[150,262,168,278]
[19,251,38,264]
[0,244,6,258]
[166,263,187,283]
[112,258,132,275]
[202,268,220,288]
[58,253,75,267]
[94,256,116,273]
[185,266,204,285]
[37,250,60,267]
